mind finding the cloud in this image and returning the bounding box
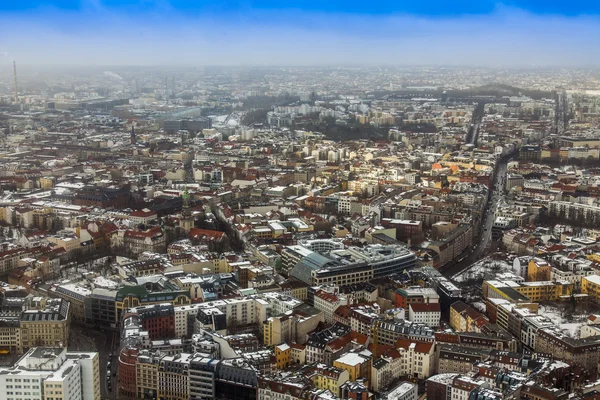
[0,3,599,67]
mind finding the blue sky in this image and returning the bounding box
[1,0,600,66]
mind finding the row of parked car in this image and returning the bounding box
[106,360,116,392]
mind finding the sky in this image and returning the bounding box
[0,0,600,67]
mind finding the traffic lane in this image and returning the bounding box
[101,331,118,399]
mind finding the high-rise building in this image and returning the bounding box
[131,125,136,145]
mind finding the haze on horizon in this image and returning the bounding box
[1,0,600,68]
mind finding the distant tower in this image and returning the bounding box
[13,61,18,104]
[131,125,136,145]
[180,187,194,233]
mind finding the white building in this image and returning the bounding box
[408,303,441,327]
[382,381,418,400]
[396,340,436,379]
[313,290,348,324]
[0,347,100,400]
[129,209,158,225]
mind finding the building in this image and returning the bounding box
[288,243,417,286]
[136,350,162,400]
[381,381,417,400]
[114,281,191,324]
[129,209,158,225]
[582,275,600,304]
[158,353,193,400]
[188,355,219,400]
[334,351,370,382]
[534,326,600,373]
[74,186,133,209]
[395,287,439,309]
[112,227,167,256]
[314,290,348,324]
[408,303,441,327]
[527,258,551,282]
[263,309,323,346]
[395,339,436,379]
[0,247,28,275]
[20,299,70,352]
[427,224,473,269]
[0,347,100,400]
[449,301,488,333]
[135,304,176,340]
[437,345,489,374]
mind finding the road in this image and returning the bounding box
[443,93,565,279]
[69,324,119,399]
[441,157,509,278]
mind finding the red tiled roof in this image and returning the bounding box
[395,338,434,353]
[409,303,441,312]
[435,332,460,343]
[130,209,157,217]
[188,228,225,241]
[124,227,163,238]
[315,290,340,303]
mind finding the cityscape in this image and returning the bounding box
[2,2,600,400]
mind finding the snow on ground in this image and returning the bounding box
[539,304,587,339]
[452,256,514,283]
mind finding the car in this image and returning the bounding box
[107,361,111,368]
[113,372,117,377]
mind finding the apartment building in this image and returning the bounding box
[0,347,100,400]
[0,247,28,275]
[158,353,192,400]
[313,290,348,324]
[20,299,70,351]
[395,339,436,379]
[408,303,441,327]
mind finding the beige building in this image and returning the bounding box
[396,339,436,379]
[158,353,192,400]
[263,309,324,346]
[0,247,28,275]
[20,299,70,351]
[136,350,161,399]
[40,177,56,189]
[46,235,81,254]
[0,318,21,354]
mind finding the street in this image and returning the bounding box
[69,324,119,400]
[441,157,509,278]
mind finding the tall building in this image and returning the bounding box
[131,125,136,145]
[0,347,100,400]
[180,187,194,233]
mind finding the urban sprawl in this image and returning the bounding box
[0,66,599,400]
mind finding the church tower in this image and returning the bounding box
[180,187,194,233]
